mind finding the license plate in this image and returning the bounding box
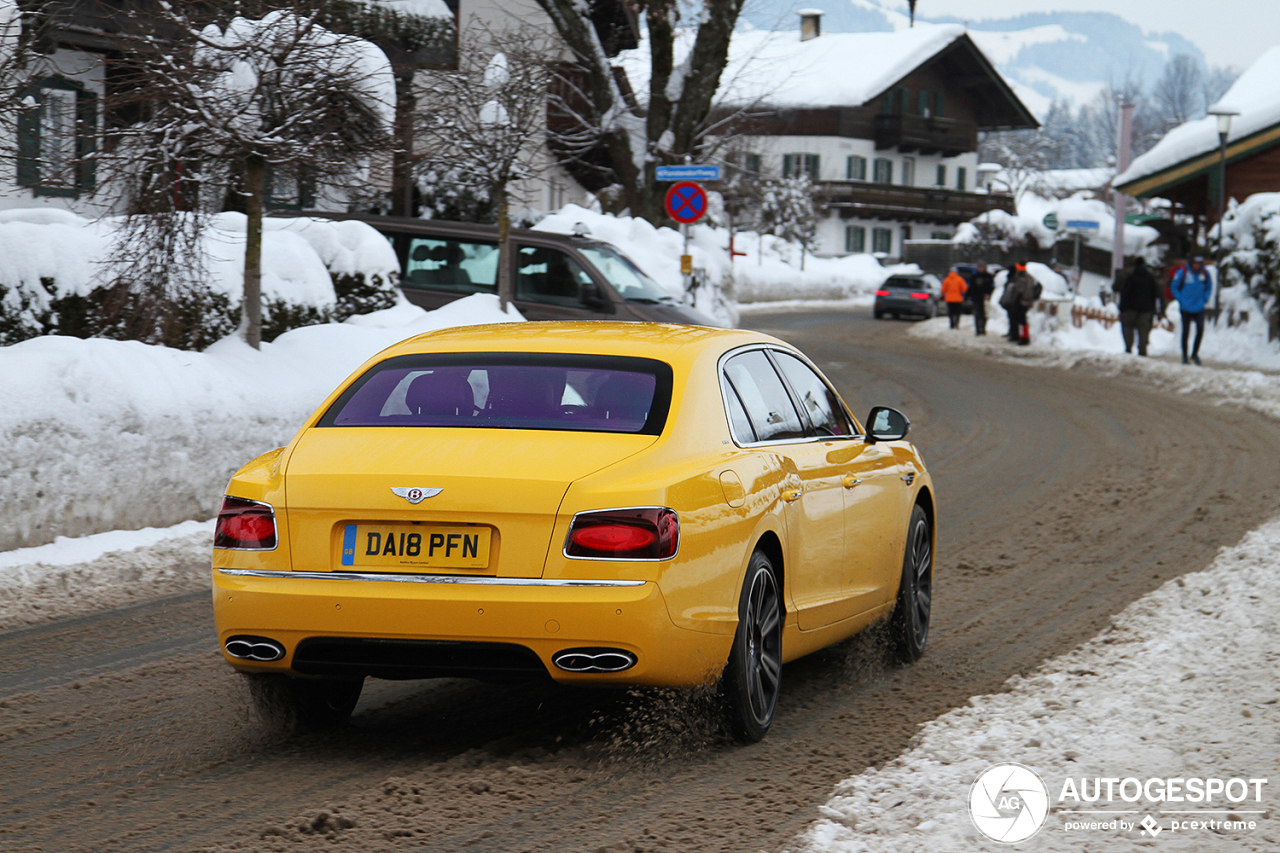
[340,524,491,570]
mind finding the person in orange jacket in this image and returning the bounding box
[941,269,969,329]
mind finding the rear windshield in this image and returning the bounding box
[884,276,928,290]
[319,353,673,435]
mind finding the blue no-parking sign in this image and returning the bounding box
[664,181,708,225]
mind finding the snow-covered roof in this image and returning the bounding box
[618,23,971,111]
[1116,46,1280,192]
[721,23,967,108]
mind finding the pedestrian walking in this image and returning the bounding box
[941,269,969,329]
[1002,264,1041,345]
[1115,257,1164,356]
[969,262,995,335]
[1171,256,1213,365]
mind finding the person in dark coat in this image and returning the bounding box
[1115,257,1164,356]
[969,262,995,336]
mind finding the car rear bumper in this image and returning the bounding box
[212,568,731,687]
[876,296,934,316]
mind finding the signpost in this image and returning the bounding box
[664,181,708,293]
[655,164,722,182]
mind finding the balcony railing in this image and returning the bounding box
[874,114,977,156]
[819,181,1015,225]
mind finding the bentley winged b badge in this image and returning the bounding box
[391,487,442,505]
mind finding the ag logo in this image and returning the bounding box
[969,763,1050,843]
[390,487,442,504]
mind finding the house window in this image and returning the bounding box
[917,90,931,117]
[17,76,97,197]
[880,87,907,114]
[957,167,967,191]
[846,155,867,181]
[783,153,820,180]
[743,153,762,175]
[265,165,315,211]
[901,157,915,187]
[873,157,893,184]
[936,164,947,186]
[931,231,951,240]
[872,227,893,254]
[845,225,866,253]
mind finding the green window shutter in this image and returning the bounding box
[847,156,866,181]
[17,87,40,188]
[75,89,97,192]
[807,155,819,180]
[934,92,945,117]
[957,167,967,191]
[936,164,946,186]
[918,90,930,116]
[782,154,795,178]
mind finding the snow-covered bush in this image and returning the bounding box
[0,212,399,348]
[1219,193,1280,339]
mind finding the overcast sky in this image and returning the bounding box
[905,0,1280,69]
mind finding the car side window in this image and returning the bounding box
[723,382,756,442]
[772,351,855,437]
[723,350,805,443]
[405,238,498,293]
[517,245,596,306]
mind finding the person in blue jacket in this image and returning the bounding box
[1171,256,1213,365]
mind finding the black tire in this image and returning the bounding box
[246,674,363,729]
[873,309,884,319]
[890,504,932,662]
[720,550,783,742]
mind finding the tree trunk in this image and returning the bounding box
[496,188,513,312]
[242,154,265,349]
[391,71,417,217]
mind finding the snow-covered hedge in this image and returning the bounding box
[0,294,520,552]
[0,211,401,348]
[1219,192,1280,337]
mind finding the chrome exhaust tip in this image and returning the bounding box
[224,635,286,662]
[552,648,637,673]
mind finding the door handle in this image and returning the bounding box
[843,475,862,489]
[781,487,803,503]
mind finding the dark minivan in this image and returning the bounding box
[292,213,715,325]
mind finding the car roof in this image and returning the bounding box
[380,322,785,365]
[270,211,594,248]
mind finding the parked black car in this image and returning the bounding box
[873,274,942,320]
[277,213,716,325]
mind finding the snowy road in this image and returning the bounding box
[3,307,1279,853]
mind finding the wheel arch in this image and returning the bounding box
[751,529,785,608]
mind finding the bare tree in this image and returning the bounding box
[1152,54,1203,127]
[107,2,396,348]
[759,174,821,269]
[415,26,556,310]
[1203,65,1239,110]
[536,0,747,223]
[978,129,1058,199]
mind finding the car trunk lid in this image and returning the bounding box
[284,427,655,578]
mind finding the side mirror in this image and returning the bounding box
[865,406,910,443]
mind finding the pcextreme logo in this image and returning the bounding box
[969,764,1051,843]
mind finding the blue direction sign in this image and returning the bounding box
[664,181,708,224]
[1065,219,1100,230]
[655,164,722,182]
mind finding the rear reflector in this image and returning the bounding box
[565,508,678,560]
[910,292,931,300]
[875,289,889,297]
[215,496,277,550]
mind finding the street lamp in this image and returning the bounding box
[1207,106,1239,324]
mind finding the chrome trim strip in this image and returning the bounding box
[217,568,647,588]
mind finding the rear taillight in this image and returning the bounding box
[910,292,931,300]
[214,496,277,550]
[875,289,890,297]
[564,508,678,560]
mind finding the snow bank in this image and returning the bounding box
[0,294,521,552]
[534,205,913,317]
[801,515,1280,852]
[955,195,1158,258]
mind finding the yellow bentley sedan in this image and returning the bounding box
[213,323,934,741]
